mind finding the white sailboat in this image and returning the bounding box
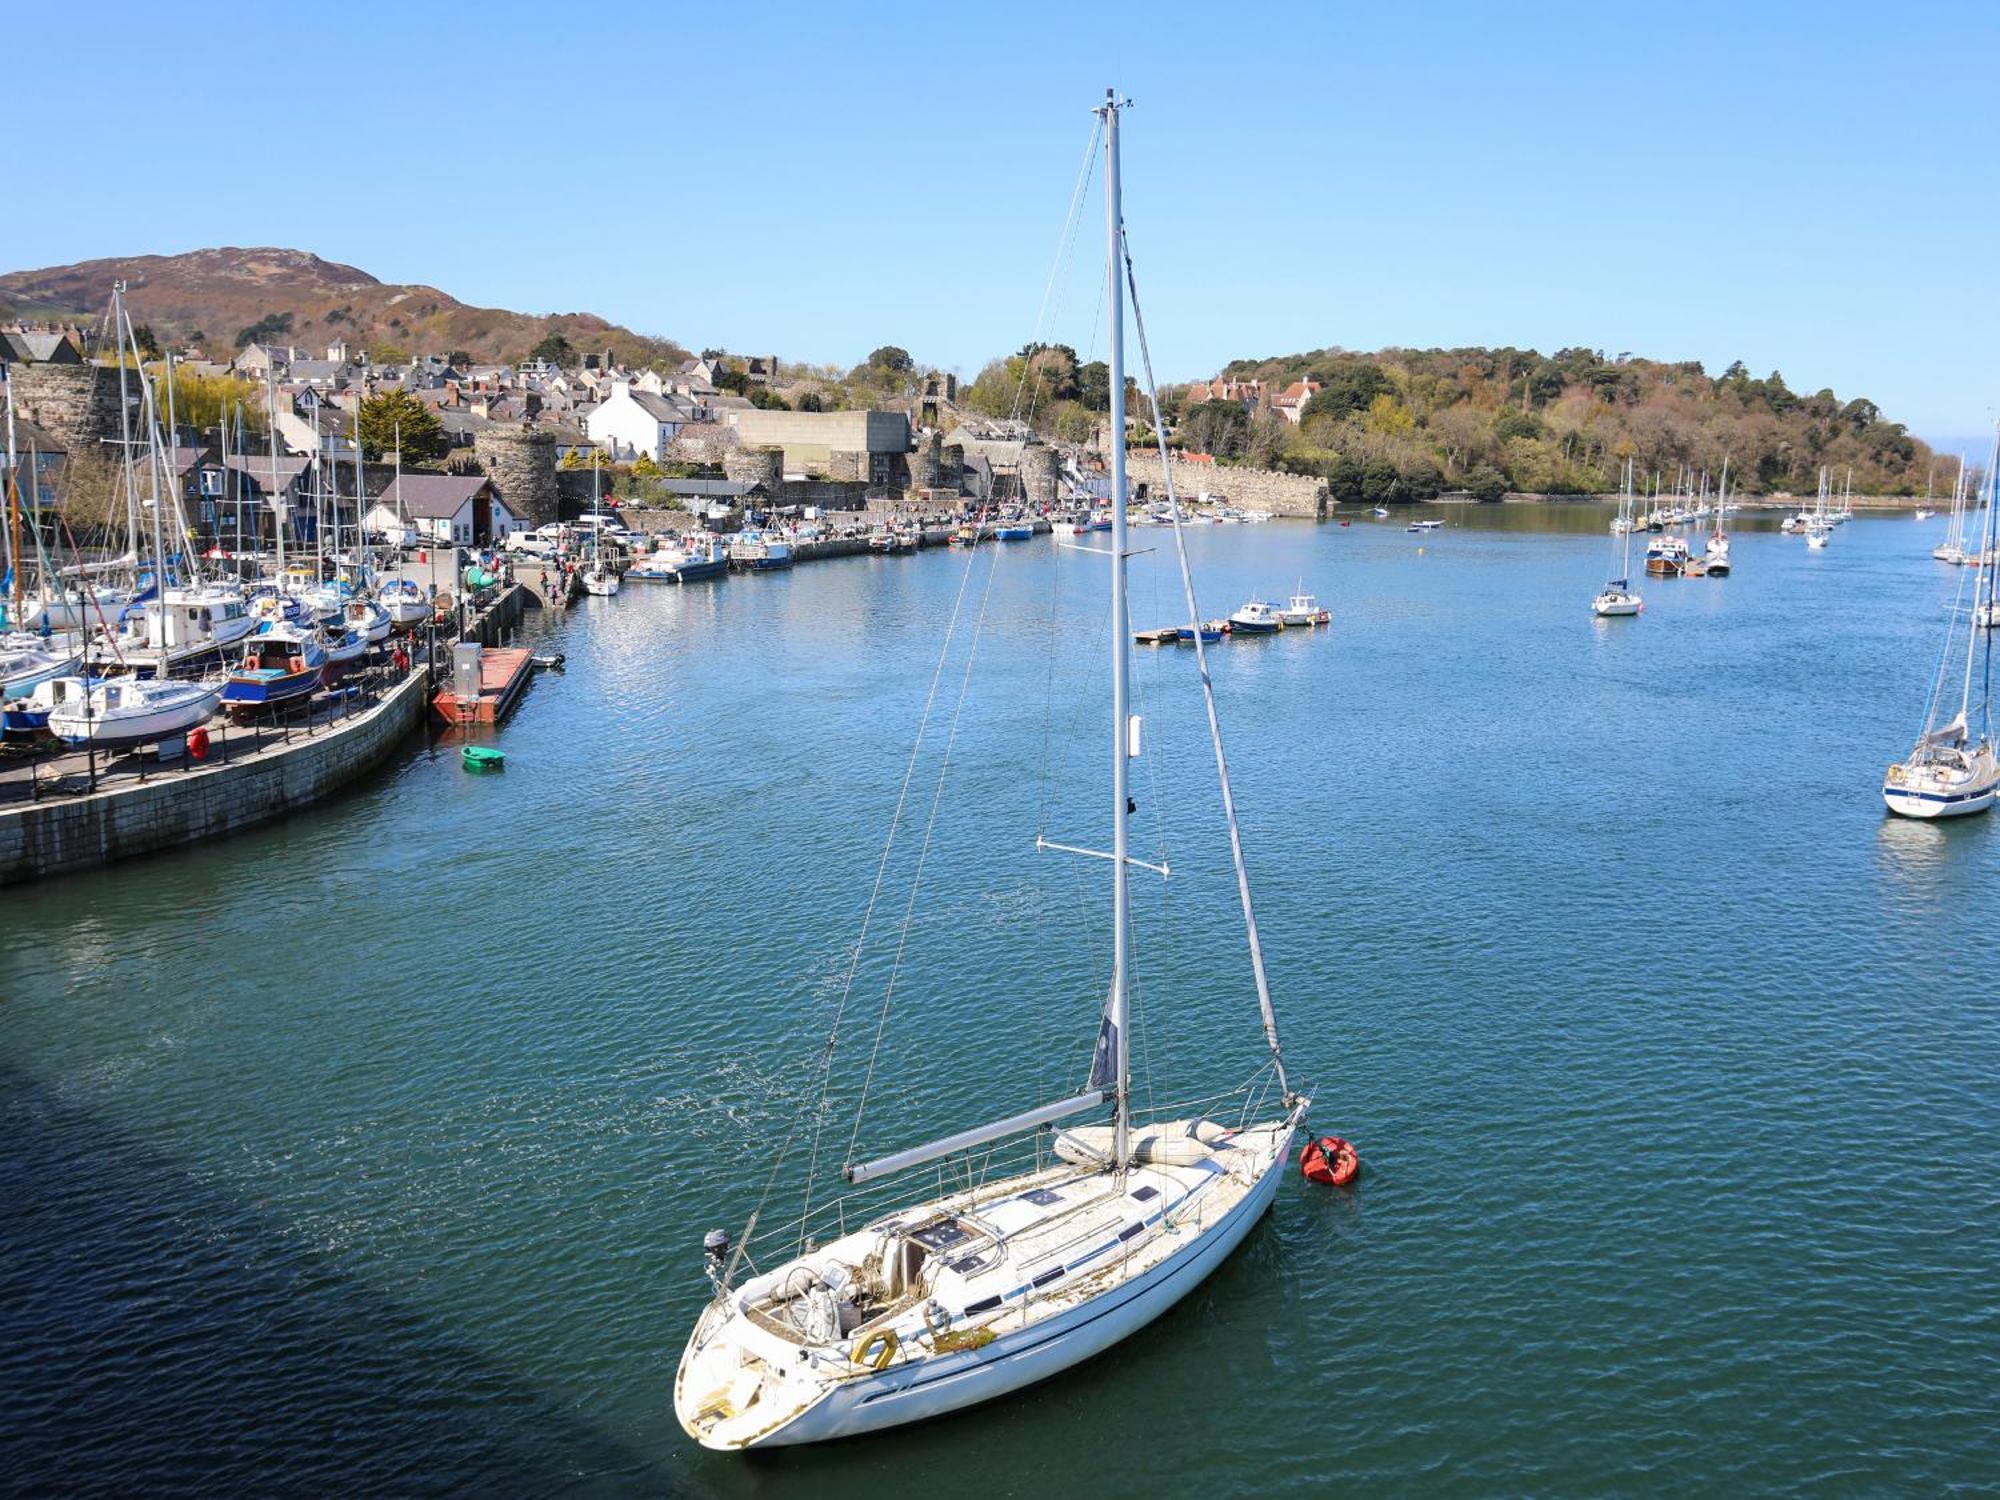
[1594,461,1643,617]
[581,460,620,597]
[1885,431,2000,818]
[1934,457,1969,564]
[674,93,1308,1451]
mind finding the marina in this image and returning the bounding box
[7,13,2000,1492]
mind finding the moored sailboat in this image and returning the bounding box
[673,93,1308,1452]
[1885,432,2000,818]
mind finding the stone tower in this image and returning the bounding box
[723,445,784,494]
[473,425,558,525]
[1021,441,1061,506]
[10,362,128,454]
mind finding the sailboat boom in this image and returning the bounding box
[843,1090,1108,1185]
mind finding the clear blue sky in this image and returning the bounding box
[12,1,1997,445]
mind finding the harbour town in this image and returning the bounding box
[6,9,2000,1500]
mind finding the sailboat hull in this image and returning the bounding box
[678,1111,1303,1450]
[1882,781,1998,818]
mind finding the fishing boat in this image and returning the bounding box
[659,535,731,581]
[1276,586,1330,627]
[48,675,223,750]
[90,584,256,677]
[1227,599,1283,634]
[1594,468,1644,616]
[1885,435,2000,818]
[674,93,1308,1453]
[994,522,1034,542]
[731,531,796,571]
[221,621,327,713]
[1643,534,1689,577]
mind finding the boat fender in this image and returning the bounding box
[922,1298,951,1336]
[854,1329,898,1372]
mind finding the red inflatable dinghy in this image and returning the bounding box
[1301,1134,1359,1187]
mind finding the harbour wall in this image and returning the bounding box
[1121,453,1328,519]
[0,667,433,888]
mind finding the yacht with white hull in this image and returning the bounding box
[1886,432,2000,818]
[674,94,1307,1452]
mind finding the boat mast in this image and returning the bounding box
[5,378,19,622]
[1101,88,1134,1171]
[265,365,286,575]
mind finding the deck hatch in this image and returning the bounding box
[1117,1221,1145,1241]
[1130,1185,1159,1202]
[1019,1187,1064,1207]
[910,1220,972,1253]
[1031,1267,1064,1288]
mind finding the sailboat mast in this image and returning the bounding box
[1101,90,1134,1171]
[265,365,286,574]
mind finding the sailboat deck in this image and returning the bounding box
[679,1115,1299,1449]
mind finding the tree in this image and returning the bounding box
[796,390,824,412]
[866,345,913,374]
[1464,464,1507,501]
[357,389,447,464]
[130,324,163,359]
[1301,363,1394,423]
[447,350,473,368]
[1180,400,1251,459]
[530,332,575,366]
[234,311,294,348]
[1077,360,1111,412]
[715,368,750,395]
[631,453,661,477]
[748,387,790,410]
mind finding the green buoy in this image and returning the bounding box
[461,745,506,772]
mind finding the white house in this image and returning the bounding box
[365,474,521,546]
[583,377,704,461]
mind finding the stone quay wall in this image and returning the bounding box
[1121,452,1328,519]
[0,667,432,887]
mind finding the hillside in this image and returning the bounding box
[0,247,688,369]
[1180,346,1934,499]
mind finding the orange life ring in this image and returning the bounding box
[1301,1134,1359,1187]
[287,656,306,674]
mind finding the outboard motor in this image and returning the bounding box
[703,1228,732,1293]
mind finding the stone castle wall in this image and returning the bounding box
[1121,451,1327,518]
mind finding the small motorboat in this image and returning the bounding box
[1227,600,1283,635]
[1406,518,1442,533]
[1644,536,1690,576]
[1916,508,1937,521]
[1276,588,1329,627]
[1300,1135,1359,1187]
[48,676,224,750]
[3,673,96,738]
[994,523,1034,542]
[1175,620,1227,643]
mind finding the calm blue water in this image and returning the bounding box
[3,507,1996,1496]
